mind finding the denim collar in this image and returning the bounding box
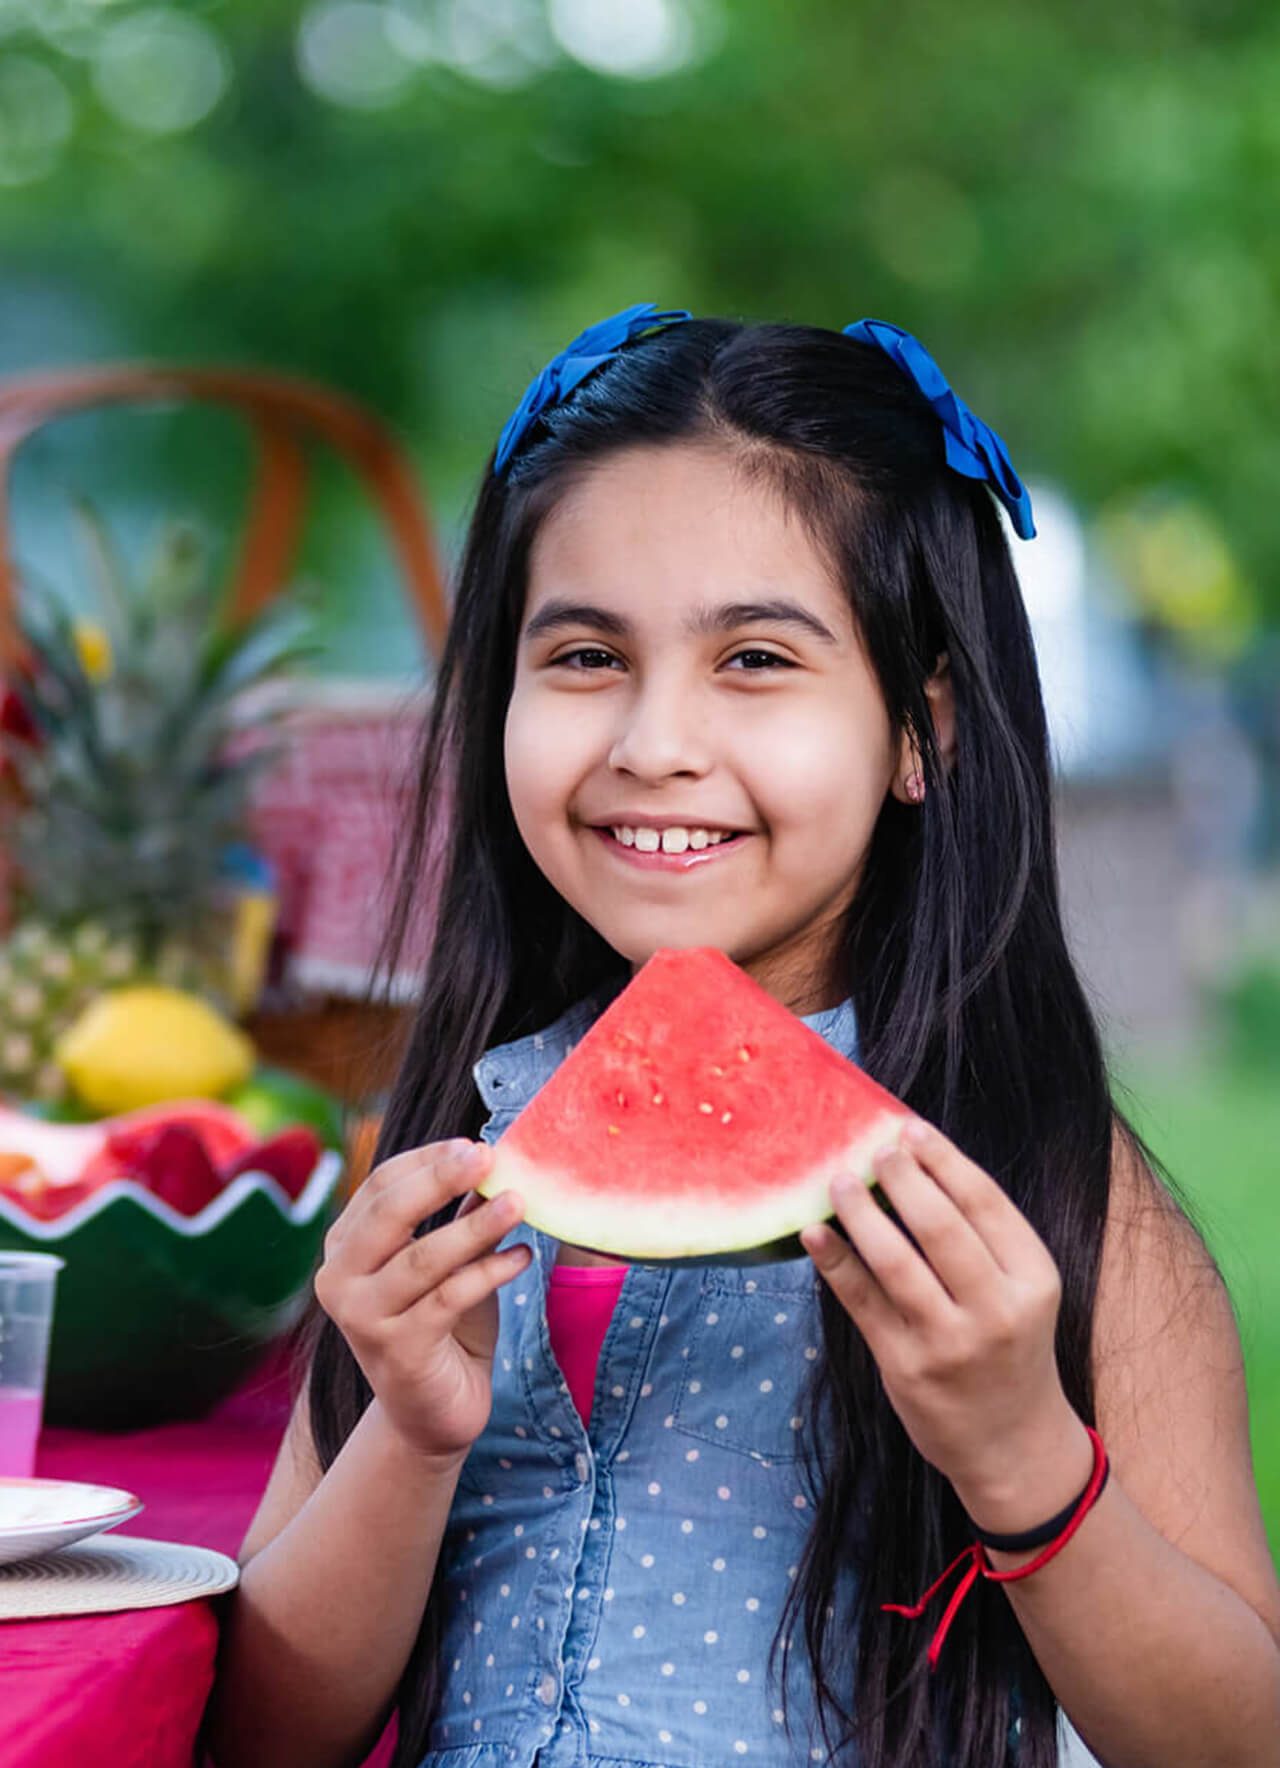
[473,981,860,1117]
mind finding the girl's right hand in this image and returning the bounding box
[313,1139,531,1466]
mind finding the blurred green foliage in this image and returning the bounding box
[1122,1054,1280,1564]
[1215,962,1280,1072]
[1,0,1278,650]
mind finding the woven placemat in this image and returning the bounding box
[0,1534,240,1620]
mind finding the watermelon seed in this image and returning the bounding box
[737,1046,752,1062]
[709,1065,724,1077]
[652,1092,663,1105]
[608,1125,621,1136]
[697,1102,713,1114]
[721,1111,732,1124]
[615,1090,628,1107]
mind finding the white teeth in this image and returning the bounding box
[610,824,735,852]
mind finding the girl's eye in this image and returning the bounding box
[553,647,621,670]
[727,649,794,670]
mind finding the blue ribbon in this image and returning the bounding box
[493,302,693,474]
[843,318,1036,540]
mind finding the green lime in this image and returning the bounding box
[225,1066,346,1148]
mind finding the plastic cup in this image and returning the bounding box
[0,1252,65,1478]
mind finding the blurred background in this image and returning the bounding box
[0,0,1276,1535]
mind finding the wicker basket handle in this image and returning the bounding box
[0,364,450,667]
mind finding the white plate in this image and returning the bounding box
[0,1477,144,1566]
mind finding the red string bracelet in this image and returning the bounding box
[882,1426,1109,1671]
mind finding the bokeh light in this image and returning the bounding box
[1102,493,1257,661]
[297,1,416,110]
[91,8,230,136]
[391,0,557,89]
[547,0,711,79]
[27,0,104,59]
[0,53,74,184]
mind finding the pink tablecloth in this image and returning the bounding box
[2,1352,394,1768]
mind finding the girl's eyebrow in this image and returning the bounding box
[521,597,840,646]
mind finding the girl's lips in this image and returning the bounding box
[592,827,747,871]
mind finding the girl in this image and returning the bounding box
[207,309,1280,1768]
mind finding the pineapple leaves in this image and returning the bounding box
[13,594,111,770]
[196,595,321,706]
[69,498,132,661]
[155,594,320,782]
[6,502,318,945]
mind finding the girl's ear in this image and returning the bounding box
[891,652,956,803]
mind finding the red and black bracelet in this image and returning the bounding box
[968,1452,1110,1552]
[883,1426,1110,1670]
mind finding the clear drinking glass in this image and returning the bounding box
[0,1252,65,1478]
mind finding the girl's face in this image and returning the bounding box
[505,442,937,1014]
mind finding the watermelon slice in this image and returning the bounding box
[478,948,914,1263]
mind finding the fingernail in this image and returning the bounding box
[903,1119,929,1147]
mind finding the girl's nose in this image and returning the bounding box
[607,679,711,781]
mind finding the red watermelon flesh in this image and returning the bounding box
[479,947,915,1261]
[224,1127,323,1201]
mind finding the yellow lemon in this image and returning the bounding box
[54,986,255,1115]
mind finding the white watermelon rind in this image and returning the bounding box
[480,1106,908,1261]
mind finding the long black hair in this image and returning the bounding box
[299,319,1192,1767]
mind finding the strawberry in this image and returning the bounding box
[224,1127,322,1201]
[109,1121,224,1216]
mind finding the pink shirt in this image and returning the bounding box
[545,1262,629,1427]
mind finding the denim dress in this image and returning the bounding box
[415,989,863,1768]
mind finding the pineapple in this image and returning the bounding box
[0,919,154,1102]
[0,506,316,1107]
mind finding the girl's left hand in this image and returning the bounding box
[800,1118,1093,1532]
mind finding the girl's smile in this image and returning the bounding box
[503,441,945,1010]
[592,820,748,870]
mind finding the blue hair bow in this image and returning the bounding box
[843,318,1036,540]
[493,301,693,474]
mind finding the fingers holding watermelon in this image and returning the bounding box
[379,1183,527,1319]
[800,1215,907,1347]
[324,1139,482,1266]
[313,1138,533,1464]
[801,1120,1085,1513]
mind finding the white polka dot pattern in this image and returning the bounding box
[421,986,862,1766]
